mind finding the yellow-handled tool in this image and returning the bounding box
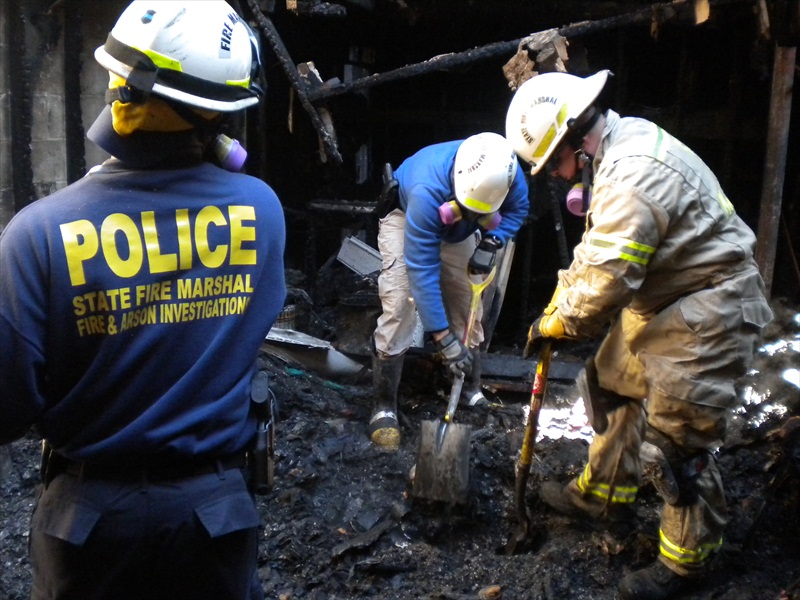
[413,265,496,504]
[505,340,552,554]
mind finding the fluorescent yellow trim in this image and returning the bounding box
[226,76,251,88]
[462,197,492,213]
[717,191,735,216]
[659,529,722,565]
[576,464,638,503]
[533,124,557,160]
[138,47,182,71]
[588,232,655,265]
[556,103,569,126]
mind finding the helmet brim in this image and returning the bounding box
[522,70,611,176]
[95,46,260,113]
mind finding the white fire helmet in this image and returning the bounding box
[505,70,610,175]
[453,132,518,214]
[94,0,263,112]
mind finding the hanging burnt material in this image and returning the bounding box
[245,0,753,165]
[502,29,570,90]
[245,0,343,164]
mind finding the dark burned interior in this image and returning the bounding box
[2,3,800,599]
[6,0,798,340]
[230,0,798,343]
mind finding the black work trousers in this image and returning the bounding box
[28,465,263,600]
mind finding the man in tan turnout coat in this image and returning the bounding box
[505,70,773,600]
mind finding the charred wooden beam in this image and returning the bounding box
[755,43,796,298]
[245,0,343,165]
[304,0,756,103]
[8,0,35,211]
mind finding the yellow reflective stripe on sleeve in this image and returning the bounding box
[653,127,667,161]
[659,529,722,565]
[587,232,656,265]
[575,464,638,504]
[716,190,735,216]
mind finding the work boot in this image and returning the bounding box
[460,348,488,407]
[539,479,636,524]
[369,353,404,451]
[618,560,696,600]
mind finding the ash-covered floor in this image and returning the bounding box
[1,299,799,600]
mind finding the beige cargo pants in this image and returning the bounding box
[373,209,482,357]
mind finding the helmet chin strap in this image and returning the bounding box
[580,153,592,214]
[566,106,601,148]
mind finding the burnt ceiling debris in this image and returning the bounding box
[231,0,797,333]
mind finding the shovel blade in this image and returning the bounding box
[412,419,471,504]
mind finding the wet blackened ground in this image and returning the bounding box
[1,302,799,599]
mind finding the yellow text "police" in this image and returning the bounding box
[59,206,258,286]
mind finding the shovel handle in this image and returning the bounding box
[444,371,465,424]
[462,266,496,344]
[512,341,553,529]
[519,341,552,468]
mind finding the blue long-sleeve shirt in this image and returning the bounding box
[395,140,529,332]
[0,161,286,464]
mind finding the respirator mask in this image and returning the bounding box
[438,201,502,230]
[564,150,593,217]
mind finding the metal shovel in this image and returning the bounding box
[505,340,552,554]
[412,266,496,504]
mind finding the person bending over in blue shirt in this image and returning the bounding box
[370,132,530,451]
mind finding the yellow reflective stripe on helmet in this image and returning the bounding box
[555,103,569,127]
[533,124,557,161]
[532,103,570,161]
[138,47,182,72]
[587,232,655,265]
[659,529,722,565]
[575,464,638,504]
[461,196,493,213]
[226,76,251,89]
[134,45,251,89]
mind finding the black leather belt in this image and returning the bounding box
[49,452,248,483]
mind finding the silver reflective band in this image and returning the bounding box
[466,391,487,406]
[370,410,397,424]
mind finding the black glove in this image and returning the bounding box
[468,235,502,274]
[435,332,473,377]
[522,316,545,359]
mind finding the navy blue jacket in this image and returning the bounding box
[0,161,286,463]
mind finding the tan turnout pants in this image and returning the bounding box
[577,268,771,575]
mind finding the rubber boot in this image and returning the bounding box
[369,353,404,451]
[618,560,695,600]
[539,479,636,524]
[460,349,488,407]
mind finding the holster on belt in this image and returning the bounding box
[376,162,399,219]
[40,439,57,488]
[576,355,637,435]
[248,370,277,495]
